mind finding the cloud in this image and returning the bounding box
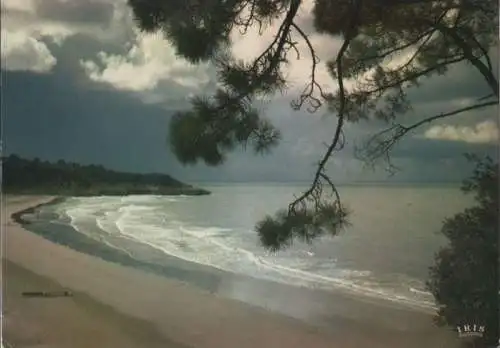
[1,0,36,13]
[3,0,497,184]
[2,0,134,47]
[3,69,176,175]
[230,2,342,96]
[407,64,494,105]
[0,0,127,73]
[423,120,499,144]
[80,31,211,92]
[78,0,341,98]
[34,0,115,25]
[1,30,56,72]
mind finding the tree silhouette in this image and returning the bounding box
[427,155,499,347]
[127,0,498,250]
[2,155,209,196]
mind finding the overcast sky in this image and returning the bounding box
[2,0,498,183]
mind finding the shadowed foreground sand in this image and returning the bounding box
[2,196,461,348]
[3,260,184,348]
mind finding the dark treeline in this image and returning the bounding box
[2,154,209,196]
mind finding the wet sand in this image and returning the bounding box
[2,195,461,347]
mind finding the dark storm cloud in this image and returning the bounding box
[34,0,115,25]
[257,89,497,176]
[3,64,494,184]
[407,62,494,105]
[392,137,497,160]
[41,32,214,111]
[1,7,31,22]
[3,69,176,174]
[45,34,127,76]
[1,67,311,183]
[3,0,497,184]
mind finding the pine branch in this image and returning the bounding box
[213,0,302,111]
[403,100,497,132]
[433,21,499,97]
[356,28,435,64]
[359,100,498,167]
[290,21,327,112]
[359,56,465,97]
[288,0,363,214]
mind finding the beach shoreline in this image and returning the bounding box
[13,195,437,314]
[10,196,66,225]
[2,195,462,347]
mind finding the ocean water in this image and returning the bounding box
[27,183,472,311]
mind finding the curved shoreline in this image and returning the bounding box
[4,195,462,348]
[14,196,228,293]
[10,196,66,224]
[17,195,436,313]
[3,195,185,348]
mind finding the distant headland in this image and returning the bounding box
[2,154,210,196]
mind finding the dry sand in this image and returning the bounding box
[2,195,462,348]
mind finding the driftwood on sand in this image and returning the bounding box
[22,291,73,298]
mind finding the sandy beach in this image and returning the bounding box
[2,195,462,348]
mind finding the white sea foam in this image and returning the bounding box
[409,287,433,296]
[64,207,83,233]
[55,194,439,311]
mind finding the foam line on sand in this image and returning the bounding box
[3,195,461,348]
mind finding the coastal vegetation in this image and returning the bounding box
[2,154,210,196]
[427,156,498,348]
